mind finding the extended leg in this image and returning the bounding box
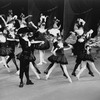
[42,50,47,64]
[7,54,19,71]
[1,57,10,72]
[88,61,100,76]
[61,64,72,83]
[60,64,67,78]
[19,59,25,88]
[30,62,40,79]
[76,61,86,80]
[72,62,81,76]
[37,50,43,65]
[25,63,34,85]
[46,63,57,80]
[87,62,94,76]
[44,62,54,74]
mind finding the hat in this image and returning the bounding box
[77,18,86,26]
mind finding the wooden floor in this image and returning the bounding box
[0,47,100,100]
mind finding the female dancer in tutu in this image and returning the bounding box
[19,13,32,28]
[1,14,20,74]
[0,15,19,73]
[76,37,100,80]
[45,36,72,83]
[48,16,61,37]
[6,31,19,74]
[0,29,10,72]
[71,18,93,77]
[29,14,50,65]
[6,9,13,23]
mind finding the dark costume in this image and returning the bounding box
[48,41,68,64]
[0,33,15,57]
[72,36,94,76]
[17,36,32,87]
[17,35,41,87]
[6,34,19,70]
[34,29,50,50]
[44,41,68,78]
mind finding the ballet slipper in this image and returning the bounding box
[37,62,43,65]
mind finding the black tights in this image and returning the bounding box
[44,62,65,75]
[31,61,41,74]
[72,61,93,74]
[19,59,30,83]
[6,53,19,71]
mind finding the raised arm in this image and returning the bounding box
[31,39,44,44]
[24,15,32,20]
[64,44,73,51]
[29,21,37,29]
[0,15,7,27]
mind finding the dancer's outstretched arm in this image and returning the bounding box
[29,21,37,29]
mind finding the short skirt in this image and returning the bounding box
[48,54,68,64]
[16,51,36,61]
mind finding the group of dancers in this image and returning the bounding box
[70,18,100,79]
[0,9,100,88]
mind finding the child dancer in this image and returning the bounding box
[45,36,72,83]
[17,31,34,87]
[17,28,44,87]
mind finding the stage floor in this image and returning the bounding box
[0,47,100,100]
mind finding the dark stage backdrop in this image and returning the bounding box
[0,0,28,18]
[0,0,100,40]
[64,0,100,40]
[28,0,64,29]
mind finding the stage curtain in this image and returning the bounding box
[63,0,100,40]
[28,0,64,29]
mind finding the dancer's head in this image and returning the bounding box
[20,13,25,19]
[8,9,13,16]
[77,18,86,26]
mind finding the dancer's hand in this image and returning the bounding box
[41,41,44,44]
[39,41,44,46]
[53,51,56,56]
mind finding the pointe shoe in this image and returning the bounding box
[37,62,43,65]
[37,75,41,79]
[37,77,41,80]
[7,67,10,72]
[16,70,20,75]
[42,60,47,64]
[19,82,24,88]
[45,75,49,80]
[76,75,80,80]
[69,78,72,83]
